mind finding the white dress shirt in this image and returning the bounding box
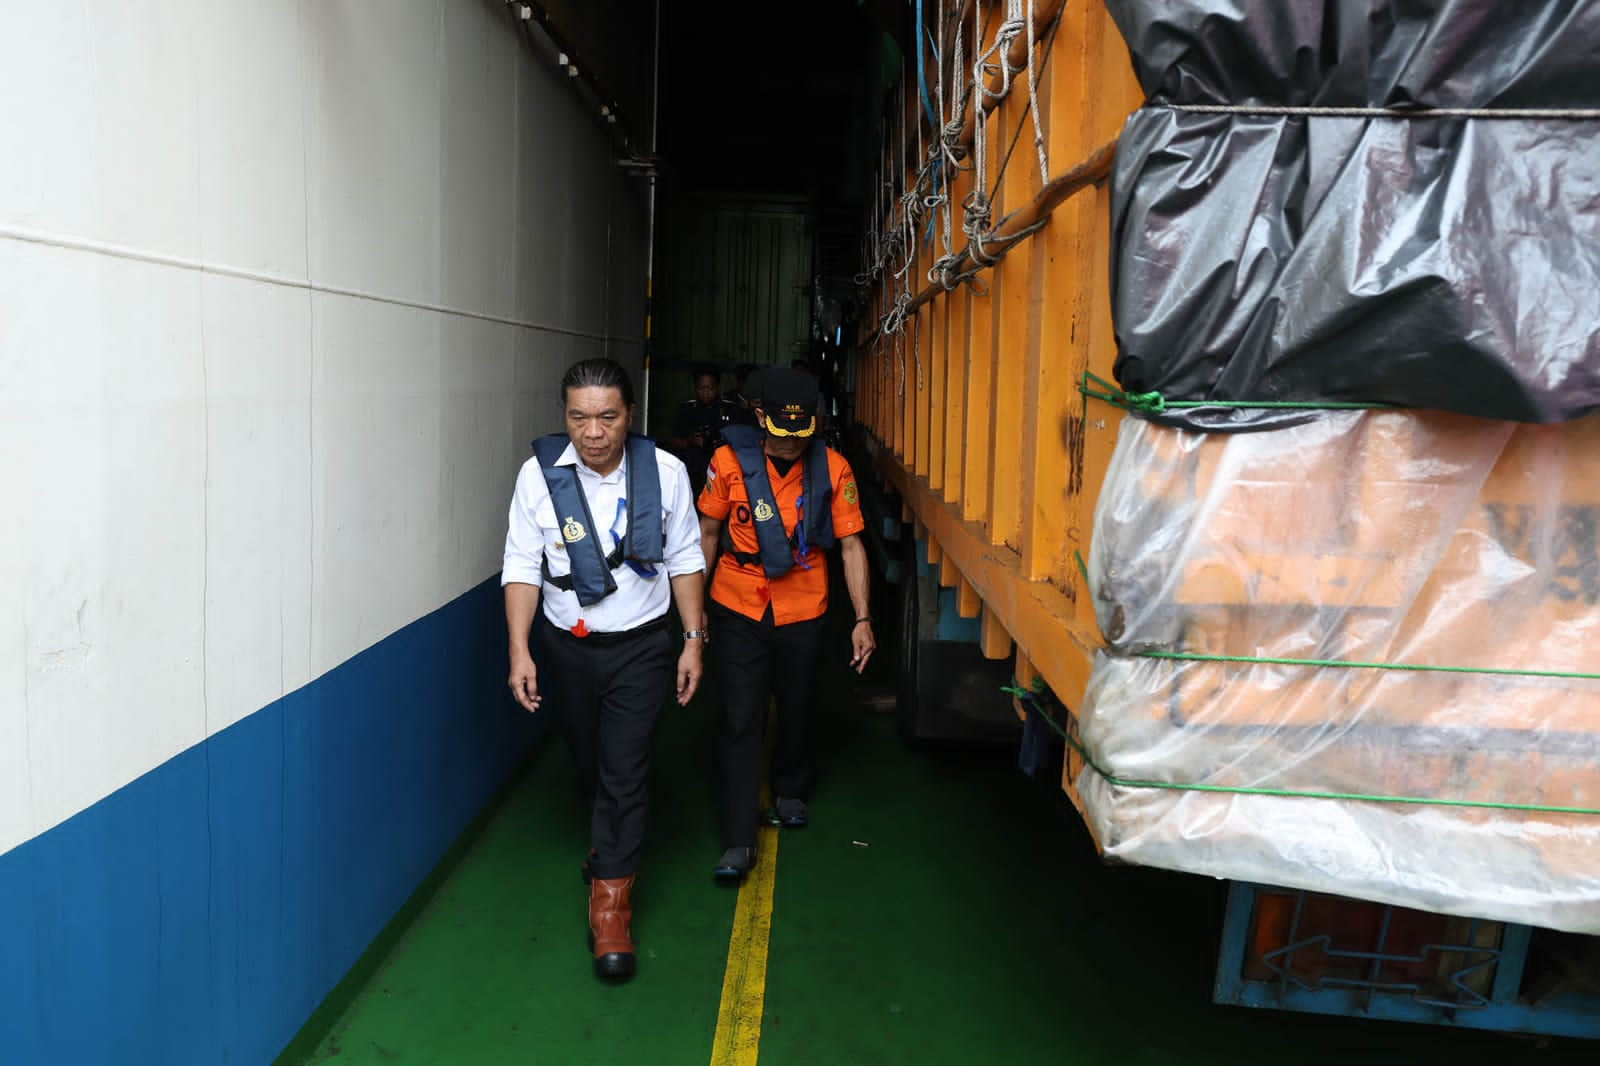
[502,440,704,633]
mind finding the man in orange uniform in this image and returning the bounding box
[696,367,876,879]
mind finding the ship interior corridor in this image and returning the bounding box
[285,2,1595,1060]
[277,566,1592,1064]
[12,1,1600,1062]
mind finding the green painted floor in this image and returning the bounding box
[282,595,1597,1065]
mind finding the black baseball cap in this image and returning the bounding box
[753,367,820,438]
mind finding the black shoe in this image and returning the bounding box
[763,797,808,828]
[713,846,755,881]
[594,950,636,980]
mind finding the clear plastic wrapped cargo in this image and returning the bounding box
[1079,412,1600,934]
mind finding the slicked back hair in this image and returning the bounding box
[561,358,635,409]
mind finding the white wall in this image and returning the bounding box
[0,0,647,856]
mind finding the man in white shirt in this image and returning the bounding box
[503,358,707,982]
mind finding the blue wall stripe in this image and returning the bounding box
[0,575,542,1065]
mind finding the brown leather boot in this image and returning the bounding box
[588,875,636,980]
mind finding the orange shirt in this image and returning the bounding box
[698,444,866,624]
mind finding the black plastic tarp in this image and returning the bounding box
[1103,0,1600,429]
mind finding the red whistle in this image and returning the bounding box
[572,619,589,638]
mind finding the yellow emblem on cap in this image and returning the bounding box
[562,516,586,542]
[753,500,776,522]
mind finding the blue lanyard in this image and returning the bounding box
[792,494,811,571]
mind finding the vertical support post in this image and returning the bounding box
[961,68,999,526]
[979,604,1013,659]
[1020,1,1092,582]
[928,290,949,490]
[957,577,981,619]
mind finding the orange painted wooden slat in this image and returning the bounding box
[927,287,949,490]
[1021,0,1095,585]
[957,577,981,619]
[934,130,966,496]
[916,291,936,478]
[961,93,999,525]
[943,280,969,506]
[902,252,922,468]
[989,21,1048,553]
[1011,650,1040,721]
[979,603,1014,660]
[1066,10,1144,640]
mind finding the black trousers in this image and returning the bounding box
[542,620,673,880]
[714,605,826,849]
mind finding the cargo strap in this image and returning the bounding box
[1072,550,1600,684]
[1057,548,1600,815]
[1165,103,1600,121]
[1078,372,1390,416]
[1007,678,1600,818]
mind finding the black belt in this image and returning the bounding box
[549,614,668,646]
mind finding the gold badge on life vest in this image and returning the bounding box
[562,516,586,542]
[753,500,776,522]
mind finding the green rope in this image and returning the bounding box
[1079,371,1167,413]
[1026,702,1600,818]
[1037,534,1599,814]
[1000,675,1048,699]
[1068,553,1598,681]
[1079,371,1392,414]
[1141,649,1600,684]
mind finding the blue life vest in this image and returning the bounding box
[719,424,835,579]
[531,434,664,606]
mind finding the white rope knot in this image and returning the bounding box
[900,188,924,221]
[929,254,964,291]
[969,231,998,269]
[961,190,992,238]
[880,292,914,336]
[975,16,1026,102]
[941,119,968,153]
[998,18,1026,48]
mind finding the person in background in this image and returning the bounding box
[503,358,708,982]
[695,367,875,880]
[670,364,727,496]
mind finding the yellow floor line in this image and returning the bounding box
[711,703,781,1066]
[709,821,779,1065]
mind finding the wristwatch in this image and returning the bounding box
[683,629,708,642]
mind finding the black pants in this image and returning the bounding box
[542,620,673,880]
[715,605,826,849]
